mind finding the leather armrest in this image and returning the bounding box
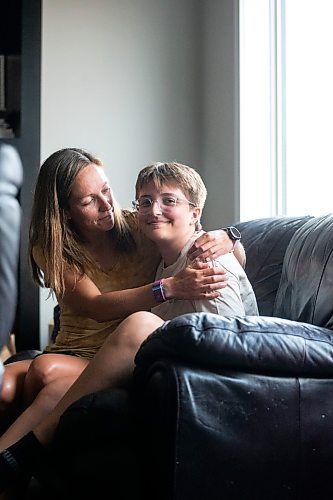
[134,312,333,379]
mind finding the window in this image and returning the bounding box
[240,0,333,220]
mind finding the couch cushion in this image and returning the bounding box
[235,216,313,316]
[274,213,333,328]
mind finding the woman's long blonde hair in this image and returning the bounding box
[29,148,135,297]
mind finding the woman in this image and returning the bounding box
[0,149,239,448]
[0,158,252,494]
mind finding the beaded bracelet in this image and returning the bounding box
[152,279,167,303]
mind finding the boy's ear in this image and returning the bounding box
[191,207,201,224]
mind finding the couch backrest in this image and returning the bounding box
[235,216,313,316]
[274,213,333,328]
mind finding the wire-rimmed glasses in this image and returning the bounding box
[132,195,196,214]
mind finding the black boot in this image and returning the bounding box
[0,432,47,493]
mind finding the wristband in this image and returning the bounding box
[152,279,167,303]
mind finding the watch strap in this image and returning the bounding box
[221,226,241,242]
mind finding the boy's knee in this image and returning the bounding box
[116,311,162,349]
[125,311,161,328]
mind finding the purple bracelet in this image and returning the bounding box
[152,279,167,303]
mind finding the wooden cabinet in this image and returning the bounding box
[0,0,41,349]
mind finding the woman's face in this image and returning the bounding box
[66,163,114,236]
[136,181,200,248]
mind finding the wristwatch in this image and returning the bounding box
[221,226,241,245]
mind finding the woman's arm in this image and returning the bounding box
[188,229,246,268]
[62,262,228,322]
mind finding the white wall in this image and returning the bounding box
[41,0,202,206]
[201,0,240,230]
[40,0,239,347]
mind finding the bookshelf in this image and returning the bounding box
[0,0,41,350]
[0,0,21,138]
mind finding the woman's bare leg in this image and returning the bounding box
[22,353,89,406]
[0,311,162,496]
[33,311,163,445]
[0,355,88,451]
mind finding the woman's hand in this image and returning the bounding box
[187,229,246,267]
[162,260,228,300]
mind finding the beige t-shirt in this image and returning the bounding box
[152,231,258,321]
[44,213,159,359]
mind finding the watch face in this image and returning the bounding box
[228,226,241,241]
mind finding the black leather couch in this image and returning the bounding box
[46,214,333,498]
[0,143,23,389]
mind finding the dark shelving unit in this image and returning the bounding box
[0,0,41,350]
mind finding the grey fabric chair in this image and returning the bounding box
[0,143,23,387]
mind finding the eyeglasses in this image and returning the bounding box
[132,195,196,214]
